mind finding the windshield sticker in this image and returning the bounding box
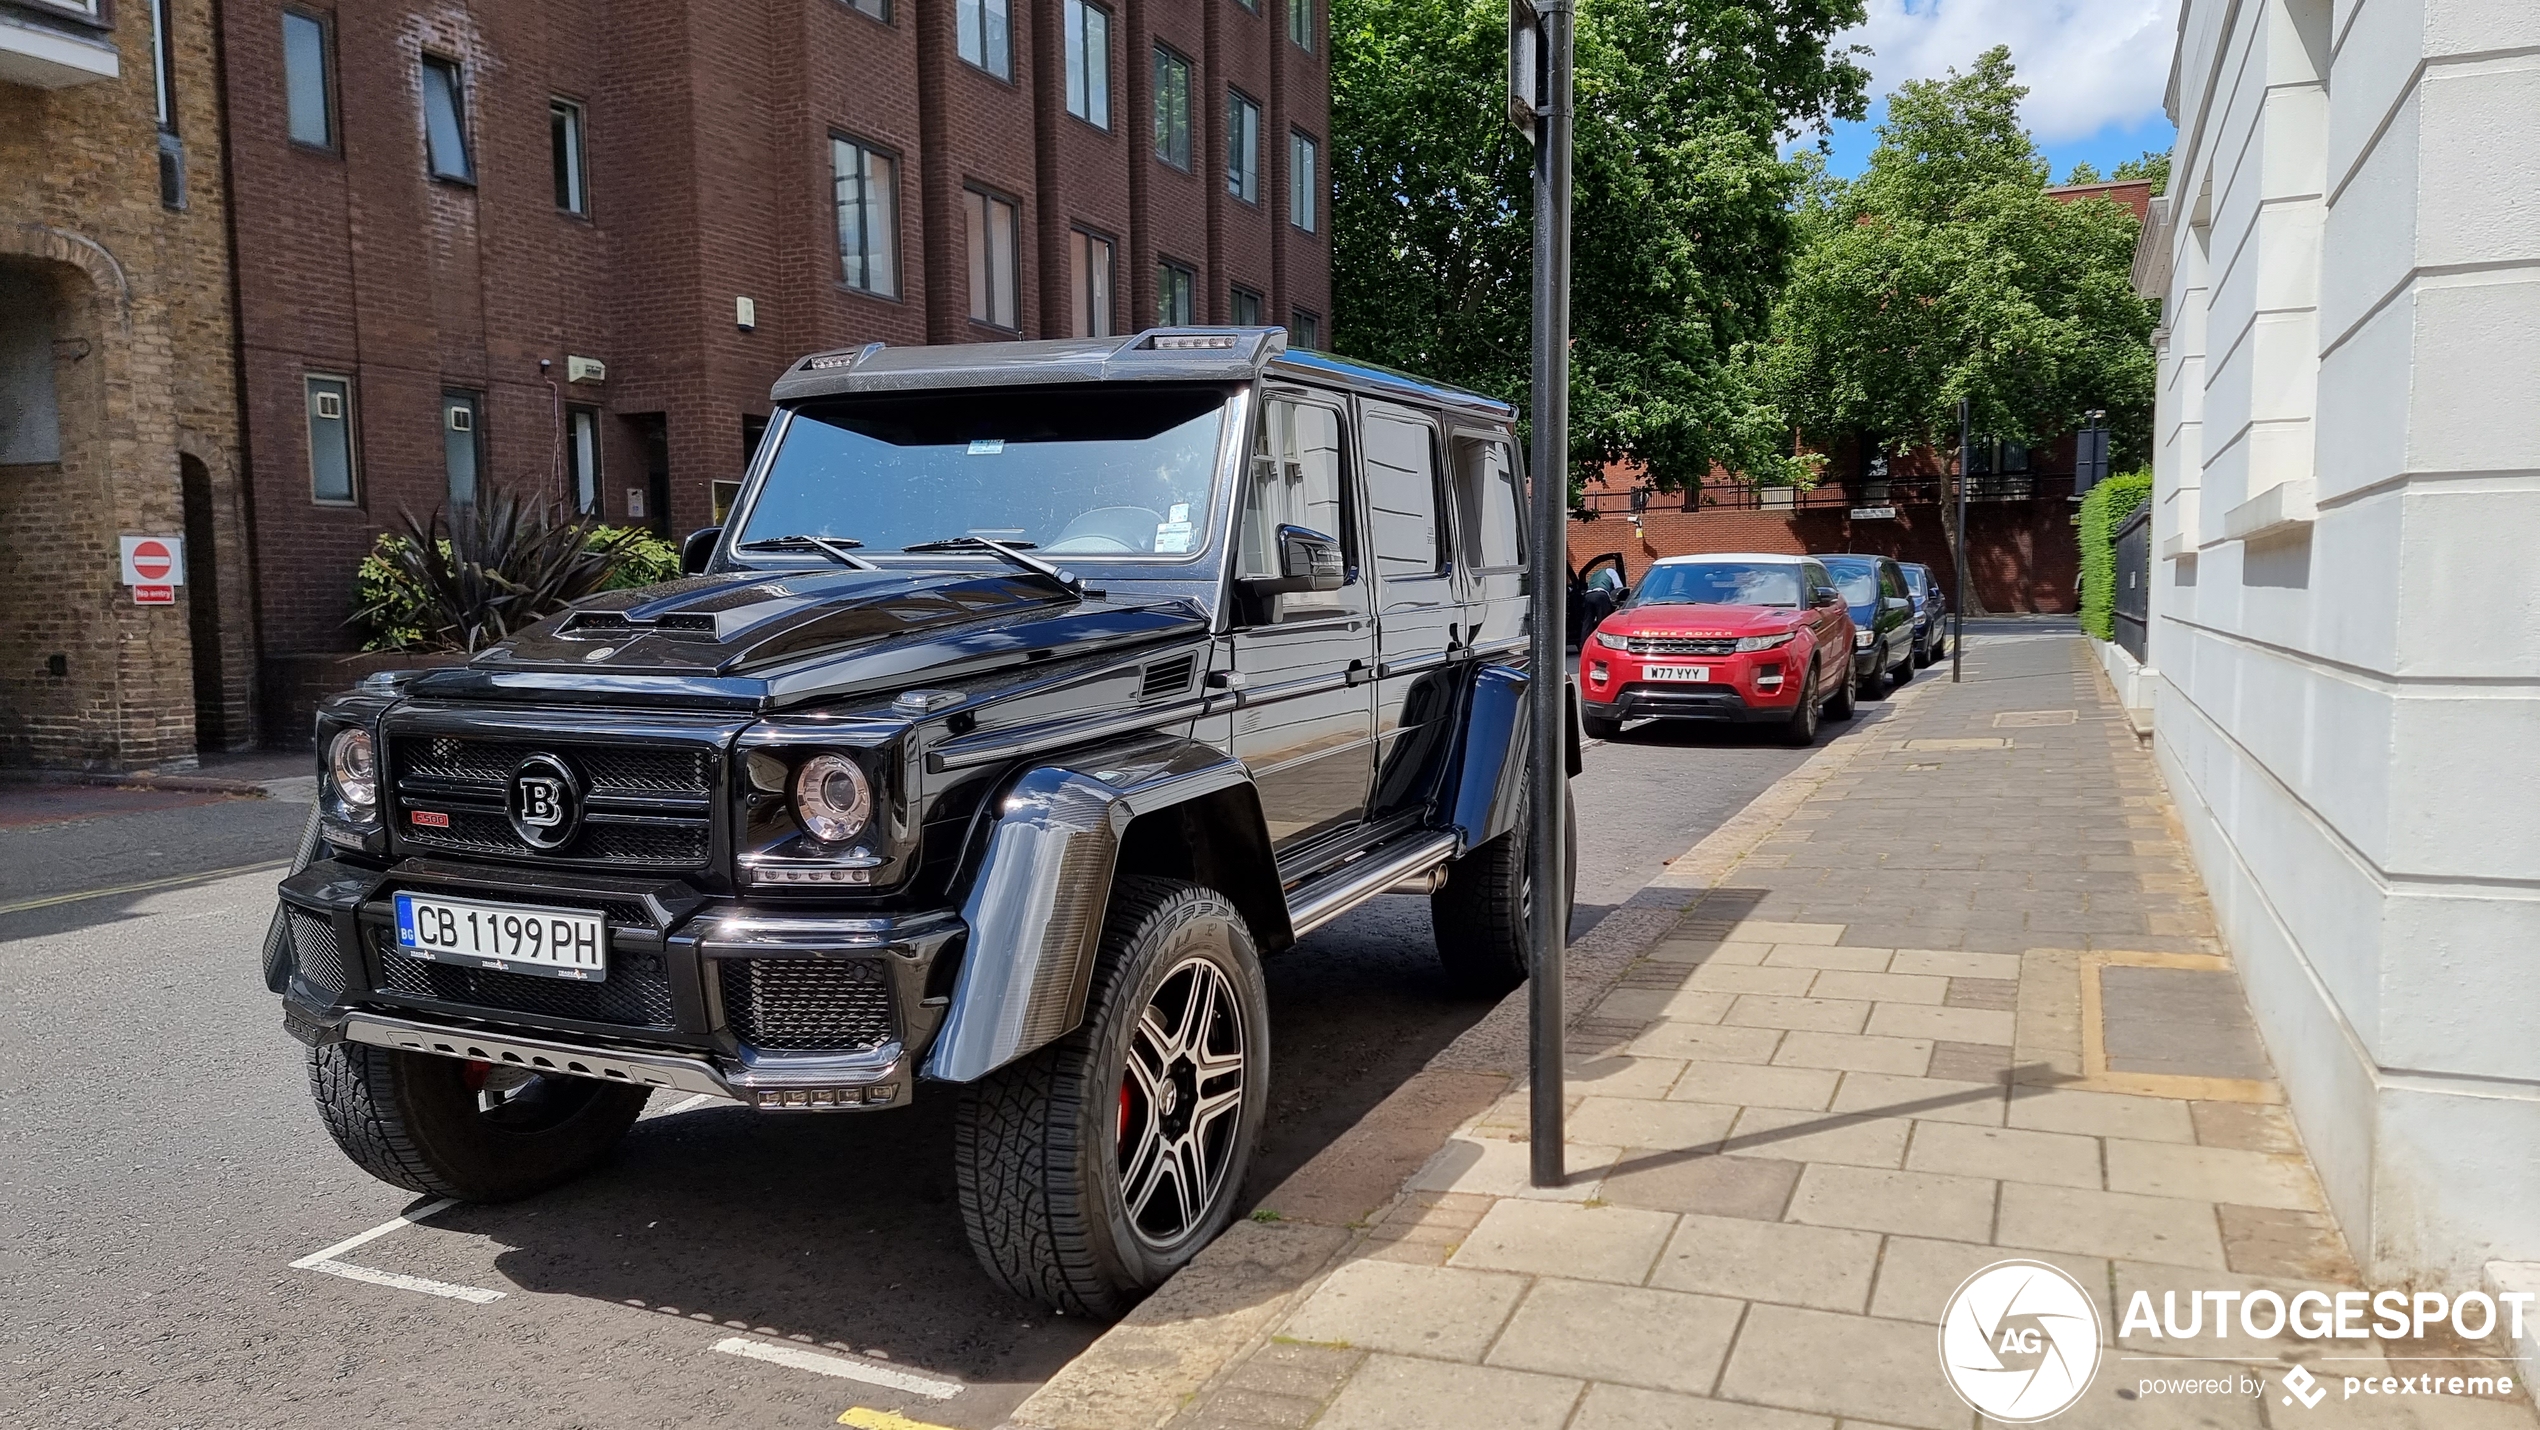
[967,439,1005,455]
[1154,520,1195,554]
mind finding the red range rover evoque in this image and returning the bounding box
[1577,552,1862,746]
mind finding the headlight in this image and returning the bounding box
[1854,630,1874,648]
[1593,629,1630,650]
[1735,633,1794,653]
[792,753,872,844]
[328,728,377,807]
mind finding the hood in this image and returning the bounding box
[1604,602,1805,640]
[404,568,1209,711]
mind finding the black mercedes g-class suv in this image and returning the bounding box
[267,328,1573,1316]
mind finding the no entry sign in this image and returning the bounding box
[120,535,185,606]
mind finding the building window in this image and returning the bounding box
[965,188,1019,329]
[550,99,588,214]
[443,389,484,506]
[1288,130,1318,233]
[282,10,333,150]
[1227,90,1261,203]
[1153,46,1191,170]
[305,375,358,504]
[956,0,1011,78]
[1071,229,1115,337]
[1156,261,1195,325]
[1231,286,1262,325]
[833,137,899,297]
[1064,0,1111,129]
[1287,0,1312,51]
[842,0,889,19]
[148,0,176,132]
[1290,309,1320,348]
[420,56,474,183]
[568,406,602,513]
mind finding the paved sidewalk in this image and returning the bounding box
[1157,636,2538,1430]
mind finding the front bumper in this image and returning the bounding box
[1580,648,1803,724]
[274,855,963,1110]
[1581,683,1792,724]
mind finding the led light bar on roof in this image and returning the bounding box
[1148,334,1238,350]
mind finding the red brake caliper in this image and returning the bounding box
[462,1059,492,1092]
[1118,1081,1133,1149]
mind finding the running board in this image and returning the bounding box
[1285,831,1462,937]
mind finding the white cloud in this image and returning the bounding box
[1845,0,2174,142]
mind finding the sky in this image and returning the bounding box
[1802,0,2179,182]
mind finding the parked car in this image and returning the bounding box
[264,328,1577,1320]
[1569,551,1626,643]
[1901,561,1949,665]
[1576,552,1858,745]
[1820,554,1917,695]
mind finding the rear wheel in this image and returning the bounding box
[1431,786,1578,995]
[953,878,1268,1319]
[307,1041,650,1201]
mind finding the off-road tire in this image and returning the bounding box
[1823,654,1858,722]
[1430,786,1579,996]
[1783,667,1822,747]
[1581,710,1624,742]
[953,878,1270,1319]
[306,1040,650,1201]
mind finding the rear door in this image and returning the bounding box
[1360,400,1460,822]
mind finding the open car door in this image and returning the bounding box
[1567,551,1627,642]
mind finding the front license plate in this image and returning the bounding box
[394,892,608,981]
[1644,665,1710,682]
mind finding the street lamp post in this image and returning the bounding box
[1952,397,1969,684]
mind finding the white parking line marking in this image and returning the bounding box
[709,1337,964,1400]
[289,1198,458,1268]
[300,1258,506,1304]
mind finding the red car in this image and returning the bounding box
[1577,553,1860,745]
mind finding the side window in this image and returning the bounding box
[1452,436,1523,570]
[1361,408,1442,579]
[1238,398,1356,621]
[1803,561,1831,600]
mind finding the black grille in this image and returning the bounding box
[372,929,678,1030]
[720,958,895,1053]
[397,737,711,797]
[289,909,345,994]
[1626,636,1739,656]
[397,808,710,868]
[1140,654,1197,701]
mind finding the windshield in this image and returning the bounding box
[1631,561,1805,608]
[1822,560,1879,606]
[1902,566,1930,596]
[736,385,1231,558]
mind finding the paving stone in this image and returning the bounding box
[1311,1354,1582,1430]
[1771,1030,1934,1076]
[2105,1139,2323,1212]
[1806,969,1948,1004]
[1558,1054,1691,1102]
[1599,1151,1804,1221]
[1484,1279,1743,1395]
[1631,1022,1787,1066]
[1178,1386,1323,1427]
[1785,1164,1996,1241]
[1721,1106,1912,1167]
[1714,1303,1970,1430]
[1682,964,1821,996]
[2006,1087,2197,1143]
[1448,1198,1678,1284]
[1281,1259,1530,1361]
[1906,1120,2103,1188]
[2190,1100,2305,1154]
[1724,995,1873,1034]
[1665,1060,1841,1112]
[1944,976,2020,1010]
[1995,1182,2227,1270]
[1925,1040,2015,1083]
[1725,920,1845,945]
[1648,1212,1882,1312]
[1869,1235,2111,1332]
[1865,1002,2017,1046]
[1222,1341,1366,1400]
[1759,944,1895,972]
[1569,1096,1739,1152]
[1568,1382,1835,1430]
[2215,1203,2359,1281]
[1408,1136,1621,1202]
[1828,1072,2006,1126]
[1644,940,1775,967]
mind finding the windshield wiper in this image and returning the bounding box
[902,535,1096,599]
[735,534,880,571]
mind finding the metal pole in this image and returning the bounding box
[1525,0,1574,1189]
[1951,397,1969,683]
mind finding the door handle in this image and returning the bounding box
[1345,659,1372,686]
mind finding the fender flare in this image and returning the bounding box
[924,735,1273,1083]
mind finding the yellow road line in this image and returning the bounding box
[0,860,286,916]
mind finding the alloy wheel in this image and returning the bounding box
[1117,956,1248,1250]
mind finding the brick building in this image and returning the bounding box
[221,0,1332,741]
[2,0,255,768]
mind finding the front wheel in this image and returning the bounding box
[1822,654,1858,722]
[953,878,1269,1319]
[307,1041,650,1201]
[1783,667,1822,746]
[1430,786,1578,995]
[1581,710,1624,742]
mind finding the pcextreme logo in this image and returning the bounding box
[1939,1260,2104,1422]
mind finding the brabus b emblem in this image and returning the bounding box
[508,754,581,849]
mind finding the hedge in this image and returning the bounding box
[2077,470,2154,641]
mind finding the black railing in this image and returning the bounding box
[2113,505,2151,662]
[1577,472,2079,516]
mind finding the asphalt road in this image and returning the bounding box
[0,679,1943,1430]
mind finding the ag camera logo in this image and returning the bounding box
[1939,1260,2103,1422]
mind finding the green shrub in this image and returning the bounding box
[352,492,682,652]
[590,525,682,590]
[2077,469,2154,641]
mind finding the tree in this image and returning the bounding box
[2111,148,2171,195]
[1331,0,1870,495]
[1758,47,2158,603]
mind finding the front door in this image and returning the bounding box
[1360,400,1461,822]
[1228,392,1377,854]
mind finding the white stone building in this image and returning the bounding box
[2129,0,2538,1287]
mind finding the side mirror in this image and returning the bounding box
[680,526,723,576]
[1814,585,1842,606]
[1243,524,1345,595]
[1883,595,1912,612]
